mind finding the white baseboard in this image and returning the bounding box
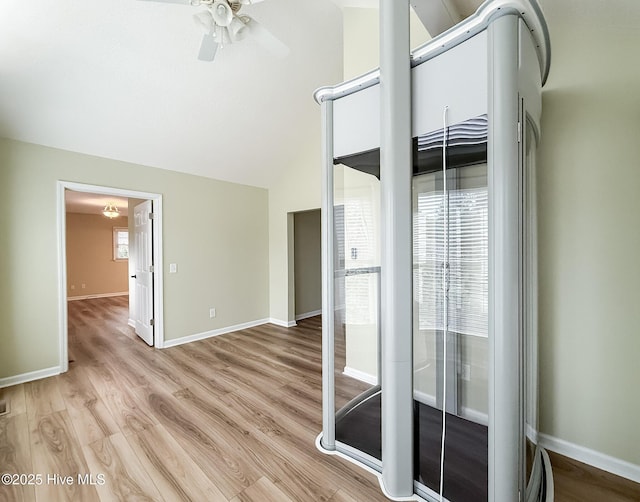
[459,405,488,426]
[68,292,129,301]
[539,433,640,484]
[268,318,297,328]
[127,319,135,328]
[295,309,322,321]
[414,389,437,407]
[0,366,62,389]
[343,366,377,386]
[162,318,270,349]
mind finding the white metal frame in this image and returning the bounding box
[487,14,522,500]
[56,181,165,374]
[379,0,414,496]
[314,0,549,105]
[316,2,550,501]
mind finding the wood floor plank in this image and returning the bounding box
[0,384,27,418]
[125,424,227,502]
[3,297,635,502]
[550,451,640,502]
[0,414,35,502]
[170,385,345,502]
[29,410,99,502]
[82,364,158,437]
[329,488,360,502]
[57,369,119,446]
[146,387,262,499]
[24,377,66,422]
[83,432,163,502]
[217,386,388,502]
[156,345,231,400]
[230,476,295,502]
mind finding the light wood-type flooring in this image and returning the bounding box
[1,296,639,502]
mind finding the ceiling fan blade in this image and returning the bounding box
[198,33,219,62]
[244,17,289,59]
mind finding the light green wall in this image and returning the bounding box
[537,1,640,464]
[268,141,325,324]
[267,9,343,325]
[267,7,427,325]
[0,138,269,379]
[343,7,431,80]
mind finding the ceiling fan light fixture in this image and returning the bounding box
[229,15,247,40]
[103,203,120,219]
[214,26,231,47]
[212,0,233,27]
[193,10,214,32]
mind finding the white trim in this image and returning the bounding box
[128,319,136,328]
[162,318,269,348]
[343,366,377,386]
[57,181,165,366]
[68,292,129,301]
[539,433,640,484]
[459,406,488,426]
[414,390,488,425]
[413,389,437,407]
[526,423,539,444]
[0,366,61,389]
[295,309,322,321]
[268,318,297,328]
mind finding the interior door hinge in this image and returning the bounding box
[149,265,155,273]
[517,121,522,143]
[150,318,155,326]
[149,212,155,220]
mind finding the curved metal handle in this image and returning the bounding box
[130,275,137,279]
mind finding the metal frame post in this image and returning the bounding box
[380,0,413,496]
[488,13,521,502]
[321,99,336,450]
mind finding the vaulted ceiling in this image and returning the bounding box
[0,0,486,189]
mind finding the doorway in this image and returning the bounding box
[293,209,322,322]
[56,181,164,373]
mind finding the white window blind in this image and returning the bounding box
[413,186,488,337]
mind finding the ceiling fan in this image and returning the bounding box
[141,0,289,62]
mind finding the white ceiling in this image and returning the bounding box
[65,191,131,216]
[0,0,343,189]
[0,0,491,190]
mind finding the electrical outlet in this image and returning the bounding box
[70,285,75,290]
[209,308,216,319]
[81,283,86,289]
[462,364,471,381]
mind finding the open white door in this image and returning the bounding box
[133,200,154,346]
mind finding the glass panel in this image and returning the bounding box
[524,120,540,492]
[333,162,382,461]
[413,116,489,501]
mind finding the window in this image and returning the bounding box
[113,227,129,260]
[413,183,488,337]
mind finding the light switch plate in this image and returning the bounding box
[169,263,177,273]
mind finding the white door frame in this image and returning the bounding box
[56,181,165,373]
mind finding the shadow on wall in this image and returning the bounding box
[0,141,18,378]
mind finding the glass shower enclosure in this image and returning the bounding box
[315,1,552,501]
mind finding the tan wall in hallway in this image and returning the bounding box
[293,209,321,317]
[66,213,129,297]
